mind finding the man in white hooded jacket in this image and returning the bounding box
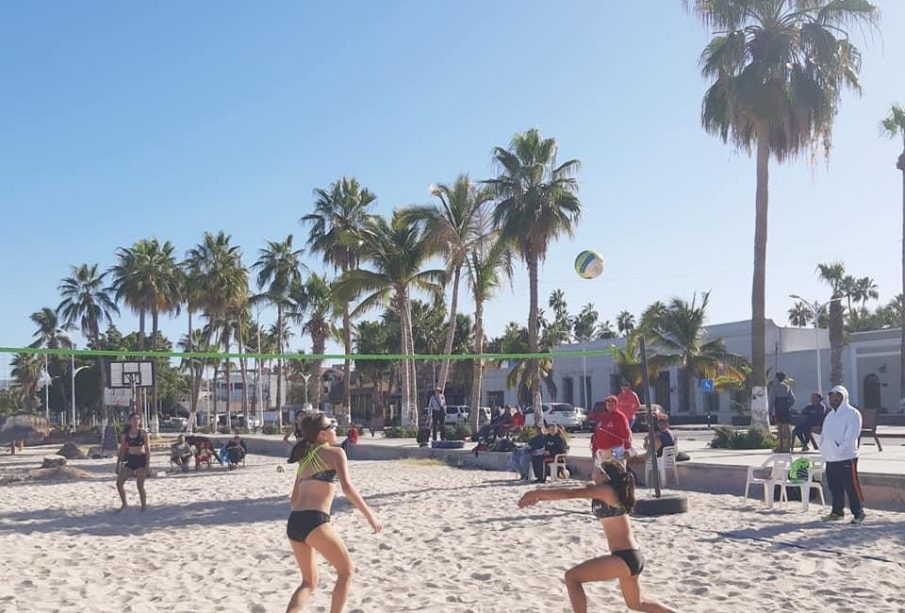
[819,385,866,524]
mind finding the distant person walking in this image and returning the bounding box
[793,393,826,452]
[771,372,795,453]
[429,387,447,441]
[820,386,865,524]
[616,381,641,428]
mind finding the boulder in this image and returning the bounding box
[57,442,87,460]
[41,456,67,468]
[87,446,111,459]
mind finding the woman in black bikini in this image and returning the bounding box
[116,413,151,511]
[286,412,381,613]
[518,457,679,613]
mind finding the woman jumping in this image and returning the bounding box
[116,412,151,511]
[518,457,679,613]
[285,412,381,613]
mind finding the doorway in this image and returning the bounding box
[863,374,881,410]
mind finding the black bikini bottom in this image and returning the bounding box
[613,548,645,576]
[287,510,331,543]
[124,455,147,471]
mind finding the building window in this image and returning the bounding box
[562,377,574,405]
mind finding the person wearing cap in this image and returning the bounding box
[428,386,447,442]
[820,385,866,524]
[793,393,826,452]
[591,396,633,462]
[616,381,641,428]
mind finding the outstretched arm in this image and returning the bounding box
[518,483,610,508]
[334,449,382,533]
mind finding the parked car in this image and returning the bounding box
[522,403,587,431]
[160,417,188,432]
[586,402,662,433]
[442,405,490,427]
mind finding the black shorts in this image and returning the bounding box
[613,548,645,576]
[124,454,148,471]
[287,510,331,543]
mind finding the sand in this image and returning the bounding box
[1,447,904,613]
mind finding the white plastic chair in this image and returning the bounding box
[645,446,679,487]
[777,458,826,512]
[546,454,568,481]
[744,455,791,509]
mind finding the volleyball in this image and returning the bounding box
[574,250,604,279]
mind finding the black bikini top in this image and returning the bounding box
[125,430,144,448]
[592,498,627,518]
[296,444,337,483]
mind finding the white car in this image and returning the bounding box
[442,405,491,426]
[523,403,587,431]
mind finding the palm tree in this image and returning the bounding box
[882,104,905,399]
[639,301,668,334]
[29,307,73,418]
[334,213,444,426]
[817,261,848,386]
[573,304,599,343]
[689,0,878,413]
[57,263,119,419]
[485,128,581,425]
[400,174,492,392]
[11,353,41,411]
[178,327,213,430]
[252,235,304,428]
[650,292,744,416]
[185,232,248,431]
[787,302,813,328]
[852,276,879,310]
[292,273,335,411]
[612,331,646,389]
[302,177,377,424]
[616,311,635,337]
[596,320,617,340]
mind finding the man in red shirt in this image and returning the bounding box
[616,381,641,428]
[591,396,633,461]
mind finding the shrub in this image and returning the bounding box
[384,426,419,439]
[514,427,542,443]
[445,424,473,441]
[709,425,777,450]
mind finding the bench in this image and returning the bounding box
[367,417,386,437]
[858,408,883,452]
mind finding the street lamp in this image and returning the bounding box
[789,294,842,396]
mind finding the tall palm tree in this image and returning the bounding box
[612,331,646,389]
[485,128,581,425]
[650,292,743,415]
[466,235,514,430]
[334,213,444,426]
[400,174,492,392]
[302,177,377,424]
[11,353,41,411]
[882,104,905,399]
[616,311,635,337]
[186,232,248,431]
[817,261,848,385]
[252,235,304,427]
[688,0,878,414]
[292,273,335,411]
[57,263,119,419]
[29,307,73,418]
[639,301,668,334]
[573,304,599,343]
[852,276,879,310]
[787,301,813,328]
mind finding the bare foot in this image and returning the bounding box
[140,504,147,512]
[116,504,127,513]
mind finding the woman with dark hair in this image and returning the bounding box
[116,413,151,511]
[518,457,679,613]
[285,412,381,613]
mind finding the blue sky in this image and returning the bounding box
[1,1,903,375]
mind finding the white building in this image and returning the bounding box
[480,320,903,418]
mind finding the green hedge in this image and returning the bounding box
[709,425,777,450]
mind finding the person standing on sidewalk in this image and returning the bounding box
[616,381,641,429]
[820,385,866,525]
[771,372,795,453]
[429,386,447,441]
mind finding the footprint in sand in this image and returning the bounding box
[470,572,492,581]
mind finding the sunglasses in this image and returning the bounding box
[320,423,337,432]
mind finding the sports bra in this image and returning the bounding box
[125,430,145,452]
[296,444,337,483]
[592,498,627,518]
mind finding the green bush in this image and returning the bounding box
[709,425,777,450]
[514,427,543,443]
[384,426,419,439]
[445,424,473,441]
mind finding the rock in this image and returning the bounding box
[27,466,92,481]
[87,446,110,459]
[57,442,87,460]
[41,456,67,468]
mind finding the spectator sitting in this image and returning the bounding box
[528,426,552,483]
[496,406,513,437]
[643,414,676,458]
[341,425,360,454]
[511,407,526,431]
[225,435,247,469]
[794,393,827,452]
[170,435,194,472]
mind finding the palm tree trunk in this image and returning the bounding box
[276,305,284,430]
[398,298,412,427]
[223,326,232,432]
[437,265,461,391]
[829,298,845,385]
[405,295,418,427]
[93,320,107,424]
[151,307,159,431]
[312,334,325,410]
[342,304,352,426]
[750,134,770,431]
[899,154,905,403]
[527,255,543,426]
[212,362,219,432]
[138,310,146,351]
[187,310,196,433]
[238,312,249,427]
[469,296,484,433]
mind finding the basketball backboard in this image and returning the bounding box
[107,360,155,389]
